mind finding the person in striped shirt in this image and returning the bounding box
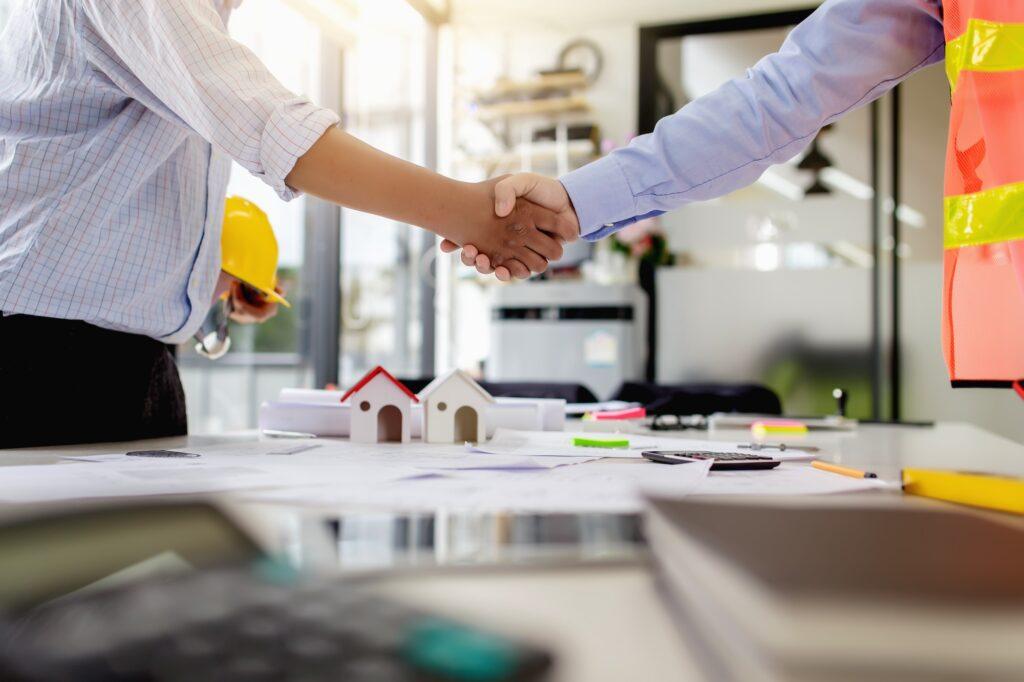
[0,0,576,447]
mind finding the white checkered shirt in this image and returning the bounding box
[0,0,339,342]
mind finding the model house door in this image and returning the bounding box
[377,405,403,442]
[454,406,478,443]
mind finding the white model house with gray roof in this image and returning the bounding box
[418,369,494,444]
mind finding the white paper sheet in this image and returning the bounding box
[471,429,814,462]
[693,462,897,496]
[244,459,713,513]
[469,429,653,459]
[0,460,398,504]
[0,439,595,504]
[65,439,594,473]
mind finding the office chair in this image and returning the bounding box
[613,382,782,417]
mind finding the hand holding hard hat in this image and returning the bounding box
[195,196,289,359]
[220,196,290,310]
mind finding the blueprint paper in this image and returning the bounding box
[694,462,896,496]
[472,429,814,461]
[243,460,713,513]
[0,460,396,504]
[65,439,594,474]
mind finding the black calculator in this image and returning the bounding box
[0,563,554,682]
[642,450,782,470]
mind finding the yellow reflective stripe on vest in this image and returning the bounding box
[945,181,1024,248]
[946,19,1024,90]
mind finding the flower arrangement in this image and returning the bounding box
[609,216,675,267]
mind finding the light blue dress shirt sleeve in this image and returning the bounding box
[561,0,946,241]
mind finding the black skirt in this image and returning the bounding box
[0,314,188,448]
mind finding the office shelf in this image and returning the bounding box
[474,71,590,102]
[473,95,591,121]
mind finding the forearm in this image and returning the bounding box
[286,127,467,235]
[561,0,945,237]
[285,127,573,275]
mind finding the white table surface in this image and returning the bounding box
[3,421,1023,681]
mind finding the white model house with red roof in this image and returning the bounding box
[418,369,494,444]
[341,366,419,444]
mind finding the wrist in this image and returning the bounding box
[560,157,634,237]
[425,178,485,241]
[422,178,478,238]
[560,180,582,237]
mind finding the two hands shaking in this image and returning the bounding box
[440,173,581,281]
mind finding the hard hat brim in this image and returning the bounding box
[223,268,291,308]
[263,288,291,308]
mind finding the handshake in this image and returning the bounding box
[438,173,580,281]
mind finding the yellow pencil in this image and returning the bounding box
[811,460,878,479]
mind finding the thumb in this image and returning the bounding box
[439,239,459,253]
[494,174,537,217]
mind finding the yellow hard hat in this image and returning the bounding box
[221,196,290,308]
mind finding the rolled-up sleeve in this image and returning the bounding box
[561,0,946,239]
[78,0,339,200]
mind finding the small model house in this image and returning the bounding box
[419,369,494,444]
[341,366,419,444]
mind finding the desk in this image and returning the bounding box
[3,422,1024,682]
[7,421,1024,475]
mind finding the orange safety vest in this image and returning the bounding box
[942,0,1024,394]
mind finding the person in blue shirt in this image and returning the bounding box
[443,0,946,279]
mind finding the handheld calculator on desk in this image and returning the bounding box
[642,450,781,470]
[0,499,554,682]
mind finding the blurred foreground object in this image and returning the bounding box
[903,468,1024,515]
[0,498,553,682]
[646,496,1024,681]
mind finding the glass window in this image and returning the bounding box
[339,0,429,382]
[177,1,324,432]
[652,29,880,419]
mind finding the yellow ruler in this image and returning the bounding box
[902,468,1024,515]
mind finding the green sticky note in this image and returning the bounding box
[573,437,630,449]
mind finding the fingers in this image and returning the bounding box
[552,212,581,243]
[494,174,539,217]
[228,283,278,324]
[518,200,575,245]
[474,253,494,275]
[481,255,528,281]
[502,261,530,280]
[459,244,479,267]
[507,260,532,278]
[439,240,478,268]
[525,229,564,262]
[511,247,548,275]
[441,185,567,280]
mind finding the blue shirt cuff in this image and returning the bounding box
[581,211,666,241]
[560,155,638,238]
